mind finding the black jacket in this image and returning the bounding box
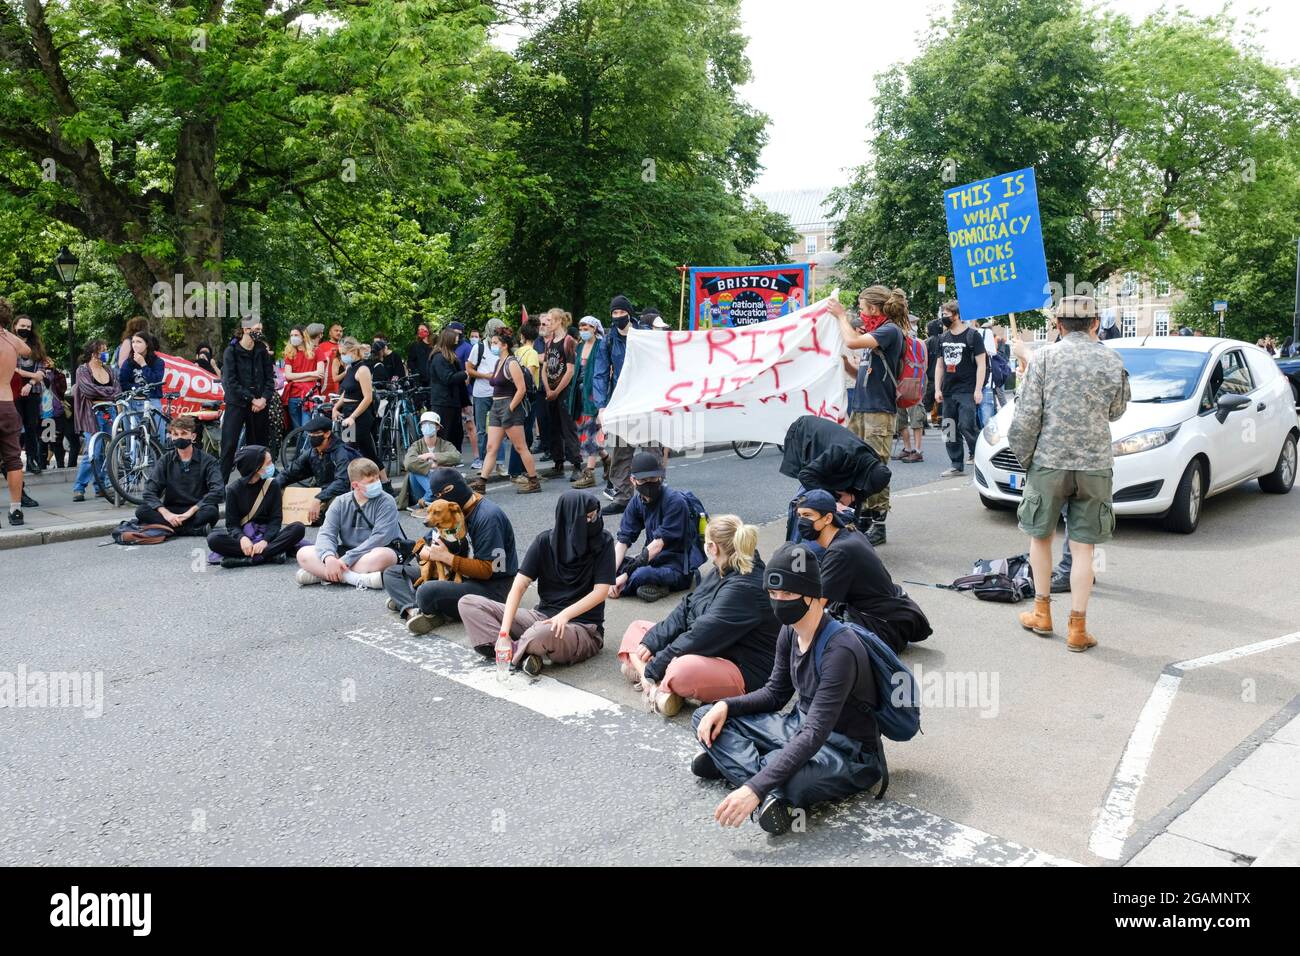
[781,415,890,502]
[429,352,467,408]
[142,449,224,511]
[221,340,276,408]
[276,436,360,502]
[821,527,931,652]
[640,555,779,691]
[220,476,285,537]
[407,341,432,387]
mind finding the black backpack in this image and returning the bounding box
[950,555,1035,603]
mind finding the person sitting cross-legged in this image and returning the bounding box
[692,542,885,836]
[381,467,519,633]
[295,457,399,589]
[617,515,779,717]
[134,414,223,537]
[398,411,462,512]
[608,451,704,603]
[459,490,615,675]
[206,444,306,568]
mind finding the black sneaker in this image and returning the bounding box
[756,795,795,835]
[72,491,85,502]
[601,499,629,516]
[220,557,254,569]
[637,584,667,603]
[602,485,617,501]
[519,654,543,677]
[866,521,886,546]
[691,751,724,780]
[8,508,22,527]
[1050,569,1071,593]
[270,553,289,565]
[21,490,38,508]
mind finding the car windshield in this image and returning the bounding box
[1113,348,1210,402]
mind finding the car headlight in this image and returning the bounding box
[982,420,1002,446]
[1112,425,1180,457]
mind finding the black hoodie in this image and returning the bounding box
[221,339,275,408]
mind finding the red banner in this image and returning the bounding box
[159,352,224,414]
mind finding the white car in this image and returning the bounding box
[974,337,1299,533]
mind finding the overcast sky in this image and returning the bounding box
[741,0,1299,193]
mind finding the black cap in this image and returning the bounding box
[304,415,332,433]
[630,451,666,480]
[234,444,268,479]
[610,294,634,315]
[427,467,473,507]
[763,542,822,598]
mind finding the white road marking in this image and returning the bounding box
[344,619,1077,865]
[1089,631,1300,861]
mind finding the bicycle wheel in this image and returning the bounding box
[279,426,307,468]
[107,428,163,506]
[378,414,401,476]
[733,440,765,460]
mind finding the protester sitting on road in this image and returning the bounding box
[795,490,931,654]
[398,411,462,511]
[206,445,306,568]
[71,338,120,502]
[692,542,885,835]
[295,457,399,589]
[617,515,779,716]
[780,414,890,543]
[276,415,361,525]
[609,452,704,603]
[381,467,519,634]
[460,490,615,675]
[135,415,223,537]
[1008,295,1129,652]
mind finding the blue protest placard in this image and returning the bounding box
[943,167,1050,321]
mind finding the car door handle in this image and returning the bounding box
[1257,402,1267,411]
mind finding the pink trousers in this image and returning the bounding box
[617,619,745,703]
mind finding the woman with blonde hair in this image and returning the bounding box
[616,514,780,716]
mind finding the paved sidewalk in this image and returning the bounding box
[0,467,134,549]
[1127,710,1300,867]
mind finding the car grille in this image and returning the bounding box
[975,468,988,488]
[1113,480,1164,503]
[995,481,1023,498]
[991,448,1025,473]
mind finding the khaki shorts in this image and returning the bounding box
[896,404,926,431]
[1016,464,1116,545]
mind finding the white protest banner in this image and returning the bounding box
[601,294,847,450]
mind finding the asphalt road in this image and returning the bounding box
[3,431,1297,865]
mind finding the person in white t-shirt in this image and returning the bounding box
[465,317,505,470]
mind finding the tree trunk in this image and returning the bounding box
[171,118,226,355]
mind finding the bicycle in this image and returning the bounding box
[374,374,422,475]
[103,386,181,505]
[278,388,338,468]
[732,440,783,460]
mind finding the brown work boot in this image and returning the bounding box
[572,469,595,489]
[516,474,542,494]
[1067,611,1097,652]
[1018,595,1053,636]
[468,476,487,495]
[600,452,611,481]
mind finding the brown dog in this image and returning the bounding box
[414,499,468,586]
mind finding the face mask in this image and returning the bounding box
[637,481,663,506]
[308,433,327,448]
[98,351,109,363]
[489,345,500,356]
[470,337,480,346]
[169,437,193,451]
[420,423,438,438]
[941,315,955,328]
[587,515,603,541]
[613,315,629,330]
[340,354,355,366]
[249,329,264,341]
[770,596,810,627]
[290,335,303,347]
[797,517,820,540]
[261,463,276,480]
[579,330,593,341]
[16,328,30,340]
[361,480,383,499]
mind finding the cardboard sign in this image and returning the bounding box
[281,486,320,526]
[943,167,1050,321]
[688,263,811,330]
[602,294,846,449]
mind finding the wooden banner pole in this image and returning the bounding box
[677,265,688,331]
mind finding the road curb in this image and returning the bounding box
[0,518,123,551]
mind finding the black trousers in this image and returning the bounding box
[433,404,463,458]
[135,503,220,535]
[52,415,79,468]
[16,392,42,471]
[381,564,512,619]
[206,522,306,559]
[220,403,270,483]
[546,392,581,469]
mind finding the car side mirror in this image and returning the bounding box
[1215,393,1250,423]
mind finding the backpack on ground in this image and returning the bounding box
[813,617,922,743]
[950,554,1034,603]
[111,520,176,546]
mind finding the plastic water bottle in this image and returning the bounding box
[495,631,512,682]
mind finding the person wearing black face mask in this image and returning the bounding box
[691,542,885,836]
[609,452,705,603]
[275,415,360,524]
[134,415,223,536]
[220,317,275,483]
[459,490,615,676]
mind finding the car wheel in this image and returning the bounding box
[1259,433,1297,494]
[980,494,1014,511]
[1162,459,1205,534]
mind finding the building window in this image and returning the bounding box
[1034,326,1048,341]
[1154,311,1169,336]
[1122,311,1137,337]
[805,234,817,255]
[1155,278,1171,298]
[1099,209,1116,231]
[1120,272,1138,298]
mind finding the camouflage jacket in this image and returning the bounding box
[1007,333,1130,471]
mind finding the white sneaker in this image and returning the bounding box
[295,569,322,586]
[353,571,384,589]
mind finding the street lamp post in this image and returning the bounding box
[54,246,79,374]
